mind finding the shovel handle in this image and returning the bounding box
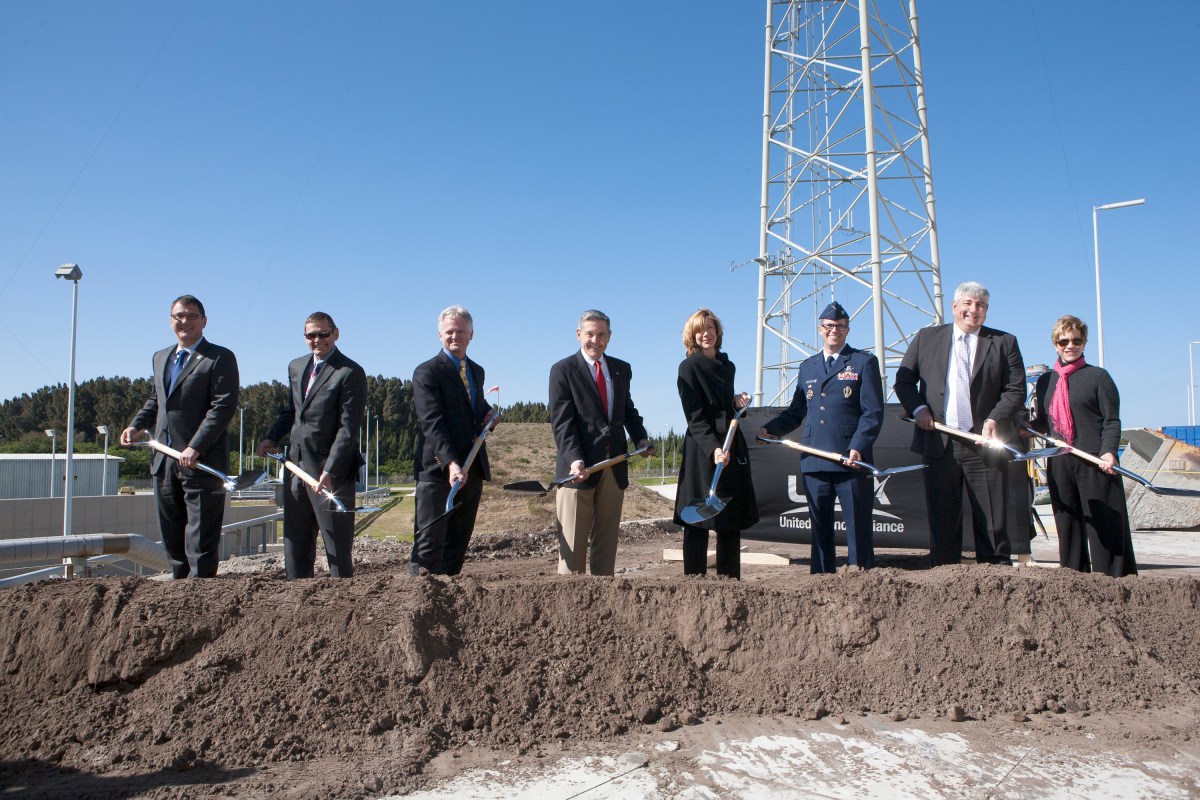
[138,433,234,487]
[1021,425,1108,470]
[756,434,846,465]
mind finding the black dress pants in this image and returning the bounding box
[682,525,741,579]
[282,471,356,579]
[154,461,226,579]
[923,440,1011,566]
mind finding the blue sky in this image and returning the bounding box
[3,1,1198,437]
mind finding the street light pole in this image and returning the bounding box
[96,425,109,496]
[1092,199,1145,367]
[55,263,83,576]
[44,429,56,497]
[1189,340,1200,426]
[238,406,245,474]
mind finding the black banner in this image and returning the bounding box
[743,403,1031,554]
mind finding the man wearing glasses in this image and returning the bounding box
[895,281,1026,567]
[257,312,367,579]
[121,295,239,578]
[758,301,884,573]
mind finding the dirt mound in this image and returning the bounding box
[2,532,1198,798]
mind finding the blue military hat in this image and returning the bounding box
[819,300,849,321]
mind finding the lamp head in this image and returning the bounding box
[44,429,55,438]
[96,425,109,436]
[54,263,83,281]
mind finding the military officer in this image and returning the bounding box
[758,301,884,572]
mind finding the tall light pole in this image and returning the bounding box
[374,416,380,487]
[1092,199,1145,367]
[238,406,245,474]
[44,429,56,497]
[660,424,668,484]
[96,425,110,496]
[55,263,83,576]
[1190,341,1196,426]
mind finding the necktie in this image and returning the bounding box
[594,360,609,417]
[459,359,473,405]
[167,349,189,394]
[826,355,835,373]
[955,334,973,431]
[304,360,322,399]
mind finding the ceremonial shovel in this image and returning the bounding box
[754,435,927,478]
[413,411,500,535]
[1022,424,1200,498]
[679,405,750,525]
[132,433,266,492]
[502,445,653,496]
[261,451,383,514]
[899,417,1066,463]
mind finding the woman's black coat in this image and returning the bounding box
[672,351,759,530]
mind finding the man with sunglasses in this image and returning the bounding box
[758,301,884,572]
[257,311,367,579]
[895,281,1026,567]
[121,295,239,578]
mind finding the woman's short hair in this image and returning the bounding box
[682,308,724,355]
[1050,314,1088,345]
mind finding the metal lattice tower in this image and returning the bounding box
[749,0,943,405]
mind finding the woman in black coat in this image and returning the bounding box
[1029,314,1136,576]
[673,309,758,578]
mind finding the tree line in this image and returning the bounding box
[0,377,550,478]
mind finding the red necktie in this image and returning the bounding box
[594,360,608,417]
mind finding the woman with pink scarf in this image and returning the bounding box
[1029,315,1137,576]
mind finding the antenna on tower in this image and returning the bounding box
[747,0,943,407]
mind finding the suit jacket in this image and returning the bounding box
[762,345,884,473]
[412,351,492,483]
[894,323,1026,458]
[129,338,239,475]
[265,348,367,482]
[549,351,648,490]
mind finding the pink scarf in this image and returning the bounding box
[1048,356,1086,444]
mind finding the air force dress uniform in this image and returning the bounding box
[760,302,884,572]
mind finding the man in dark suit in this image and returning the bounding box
[549,309,652,575]
[758,301,884,572]
[256,311,366,579]
[894,281,1026,566]
[121,295,239,579]
[411,306,494,576]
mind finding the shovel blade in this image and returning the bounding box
[679,496,729,525]
[414,502,459,536]
[231,469,267,491]
[1013,446,1067,462]
[502,480,553,496]
[873,463,927,477]
[1145,485,1200,498]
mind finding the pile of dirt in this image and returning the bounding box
[1,530,1198,798]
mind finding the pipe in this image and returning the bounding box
[0,533,169,573]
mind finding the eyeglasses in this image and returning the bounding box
[304,330,333,340]
[1056,337,1084,347]
[818,323,848,332]
[171,312,202,322]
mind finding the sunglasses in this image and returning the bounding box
[304,330,333,341]
[1056,337,1084,347]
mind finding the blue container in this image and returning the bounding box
[1161,426,1200,447]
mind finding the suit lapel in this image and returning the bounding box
[168,342,204,399]
[930,325,953,410]
[820,349,852,388]
[972,330,993,381]
[571,353,603,418]
[301,351,339,410]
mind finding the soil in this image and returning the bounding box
[1,425,1198,798]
